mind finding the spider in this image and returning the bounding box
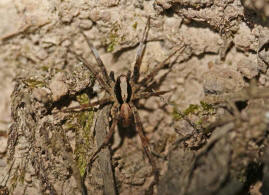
[64,17,185,185]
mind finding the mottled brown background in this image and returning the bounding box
[0,0,269,195]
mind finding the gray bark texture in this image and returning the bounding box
[0,0,269,195]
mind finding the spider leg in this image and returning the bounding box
[80,31,111,86]
[133,90,172,101]
[88,104,119,165]
[130,104,159,184]
[68,48,112,93]
[145,67,172,91]
[131,17,150,83]
[139,44,185,87]
[59,97,112,113]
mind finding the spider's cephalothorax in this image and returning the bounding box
[64,16,185,189]
[114,75,133,127]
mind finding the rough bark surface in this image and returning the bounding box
[0,0,269,195]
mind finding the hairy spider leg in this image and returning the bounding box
[145,67,173,92]
[60,97,112,113]
[138,44,185,89]
[130,104,159,184]
[133,90,172,100]
[131,16,150,84]
[80,31,111,86]
[68,48,112,93]
[87,104,119,165]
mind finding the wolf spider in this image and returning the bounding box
[65,17,185,184]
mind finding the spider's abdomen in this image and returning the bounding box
[120,103,132,127]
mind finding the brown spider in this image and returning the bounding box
[65,17,184,185]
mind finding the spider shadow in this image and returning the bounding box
[111,118,137,153]
[118,123,137,138]
[110,101,156,153]
[50,86,96,115]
